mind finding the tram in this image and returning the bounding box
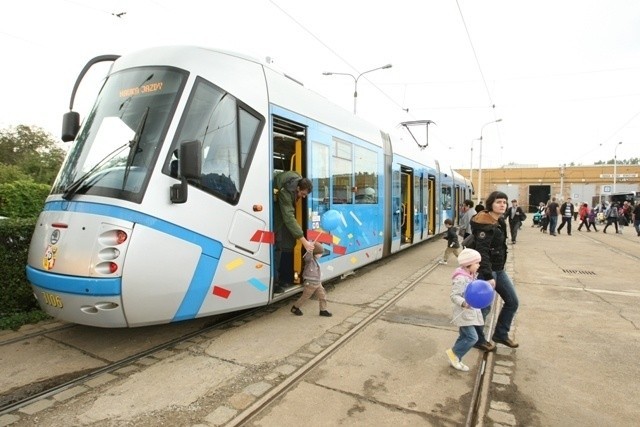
[26,46,472,327]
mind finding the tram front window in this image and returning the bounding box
[52,67,187,203]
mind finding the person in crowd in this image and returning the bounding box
[439,218,461,265]
[471,191,519,351]
[603,202,620,234]
[572,202,579,221]
[587,207,599,232]
[458,199,476,238]
[539,201,549,233]
[620,201,632,229]
[273,171,315,293]
[504,199,526,244]
[445,248,483,372]
[557,197,575,235]
[633,202,640,237]
[546,197,560,236]
[290,242,332,317]
[577,202,591,232]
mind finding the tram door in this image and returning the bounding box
[427,176,436,235]
[272,116,308,286]
[400,166,413,244]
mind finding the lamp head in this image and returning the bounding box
[382,64,392,69]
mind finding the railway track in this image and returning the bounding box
[0,308,263,415]
[1,240,499,425]
[225,262,498,427]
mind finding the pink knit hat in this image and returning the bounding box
[458,248,481,266]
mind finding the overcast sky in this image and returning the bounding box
[1,0,639,170]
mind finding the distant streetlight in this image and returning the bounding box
[613,141,623,193]
[323,64,392,114]
[469,138,480,192]
[477,118,503,204]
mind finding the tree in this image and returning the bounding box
[0,125,66,185]
[0,164,30,184]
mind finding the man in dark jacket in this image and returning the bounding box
[504,199,526,244]
[557,197,575,235]
[273,171,315,293]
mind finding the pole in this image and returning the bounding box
[614,141,622,193]
[477,119,502,204]
[323,64,392,115]
[469,141,473,187]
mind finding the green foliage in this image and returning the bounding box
[594,157,639,165]
[0,164,31,184]
[0,180,50,218]
[0,310,51,331]
[0,125,65,185]
[0,218,41,322]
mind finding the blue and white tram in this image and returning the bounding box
[26,46,471,327]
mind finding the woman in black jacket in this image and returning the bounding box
[470,191,520,351]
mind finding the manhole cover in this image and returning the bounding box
[562,269,596,275]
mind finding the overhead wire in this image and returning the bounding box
[267,0,409,114]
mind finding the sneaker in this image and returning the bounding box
[291,306,303,316]
[445,348,469,372]
[473,341,496,352]
[492,335,519,348]
[438,260,447,265]
[319,310,333,317]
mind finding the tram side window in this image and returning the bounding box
[441,184,452,210]
[354,146,378,204]
[311,142,330,212]
[332,138,353,204]
[168,77,263,204]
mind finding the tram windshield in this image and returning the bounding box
[52,67,187,203]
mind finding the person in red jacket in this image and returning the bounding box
[577,203,591,232]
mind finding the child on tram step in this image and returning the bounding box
[445,248,484,372]
[291,242,332,317]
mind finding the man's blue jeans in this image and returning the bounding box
[549,215,558,234]
[474,270,519,343]
[453,325,479,362]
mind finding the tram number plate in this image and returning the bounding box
[41,291,64,309]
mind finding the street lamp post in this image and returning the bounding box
[613,141,623,193]
[469,138,480,192]
[477,118,503,204]
[323,64,392,114]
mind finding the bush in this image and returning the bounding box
[0,217,41,321]
[0,180,50,218]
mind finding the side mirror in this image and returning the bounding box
[61,111,80,142]
[170,140,202,204]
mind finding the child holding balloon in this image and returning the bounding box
[445,248,485,372]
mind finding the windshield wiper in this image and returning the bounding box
[122,107,149,190]
[62,142,129,200]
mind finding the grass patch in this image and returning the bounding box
[0,310,52,331]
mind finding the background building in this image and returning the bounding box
[457,164,640,211]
